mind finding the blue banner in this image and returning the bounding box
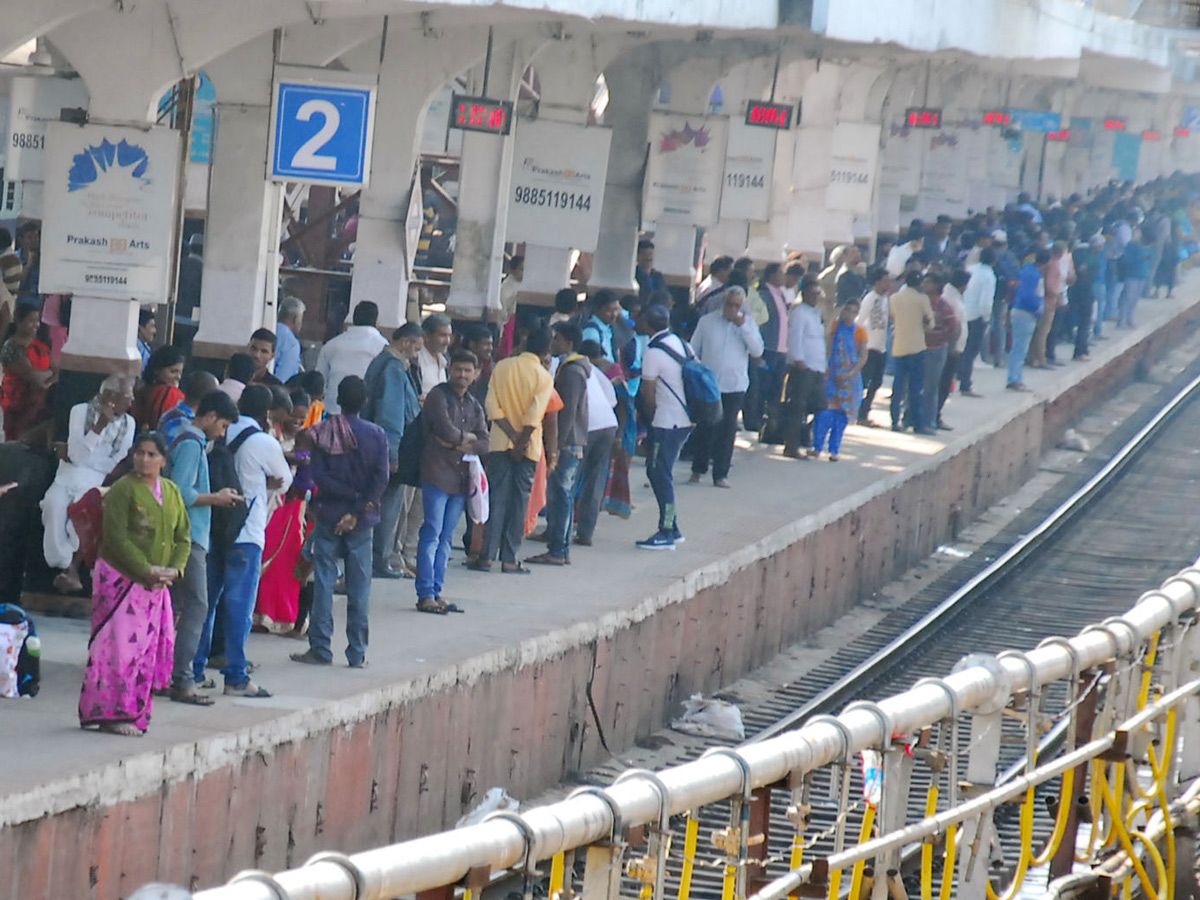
[1008,109,1061,134]
[1112,132,1141,182]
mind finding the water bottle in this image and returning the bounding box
[20,634,40,697]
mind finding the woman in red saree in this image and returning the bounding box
[133,345,185,432]
[255,391,314,631]
[0,304,54,442]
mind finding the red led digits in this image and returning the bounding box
[745,102,794,130]
[449,94,514,135]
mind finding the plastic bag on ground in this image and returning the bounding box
[670,693,745,741]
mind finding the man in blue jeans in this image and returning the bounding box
[528,322,591,566]
[292,376,389,667]
[197,385,292,697]
[637,305,693,550]
[888,270,935,434]
[415,350,488,611]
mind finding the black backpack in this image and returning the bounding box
[177,426,258,547]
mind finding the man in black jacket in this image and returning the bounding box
[527,321,590,566]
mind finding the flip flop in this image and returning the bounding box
[416,598,448,615]
[170,686,215,706]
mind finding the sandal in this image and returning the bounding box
[501,564,533,575]
[416,598,448,615]
[170,686,215,706]
[196,678,217,690]
[98,722,144,737]
[464,560,493,572]
[525,553,568,566]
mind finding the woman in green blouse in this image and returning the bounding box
[78,432,191,736]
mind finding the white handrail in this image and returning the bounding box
[194,564,1200,900]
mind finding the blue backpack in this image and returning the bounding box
[649,336,723,427]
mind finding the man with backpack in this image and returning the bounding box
[637,304,698,550]
[195,385,291,698]
[166,390,242,705]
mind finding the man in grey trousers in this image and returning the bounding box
[165,390,243,704]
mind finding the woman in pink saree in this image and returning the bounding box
[78,432,191,736]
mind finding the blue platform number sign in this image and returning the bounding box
[269,72,376,187]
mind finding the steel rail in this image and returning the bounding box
[749,371,1200,744]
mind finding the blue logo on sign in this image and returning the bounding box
[68,139,150,192]
[271,83,373,184]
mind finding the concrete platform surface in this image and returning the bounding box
[4,282,1199,834]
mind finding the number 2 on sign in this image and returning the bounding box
[291,99,341,171]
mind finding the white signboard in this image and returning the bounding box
[643,113,728,227]
[506,120,612,251]
[826,122,880,216]
[5,77,89,182]
[41,122,181,302]
[719,120,775,222]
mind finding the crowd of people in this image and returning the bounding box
[1,173,1199,735]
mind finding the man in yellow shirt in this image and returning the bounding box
[470,327,554,574]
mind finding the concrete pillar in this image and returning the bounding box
[445,39,532,321]
[589,48,663,294]
[192,36,280,361]
[514,39,610,305]
[349,22,494,328]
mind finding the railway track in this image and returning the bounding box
[564,360,1200,900]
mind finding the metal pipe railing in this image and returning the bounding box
[749,678,1200,900]
[193,565,1200,900]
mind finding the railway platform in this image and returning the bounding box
[6,281,1200,898]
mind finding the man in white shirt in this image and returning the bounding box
[689,286,763,488]
[637,304,692,550]
[780,274,828,458]
[854,266,891,425]
[315,301,387,414]
[42,375,136,593]
[886,226,925,279]
[696,256,734,306]
[204,384,292,698]
[415,313,451,400]
[575,341,620,546]
[958,247,997,396]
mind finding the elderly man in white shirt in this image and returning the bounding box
[314,301,387,414]
[957,247,998,396]
[43,375,137,593]
[689,286,764,487]
[854,266,891,425]
[779,274,829,458]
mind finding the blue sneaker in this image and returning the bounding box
[669,527,685,544]
[636,531,677,551]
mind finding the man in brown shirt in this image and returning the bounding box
[416,349,489,611]
[920,272,961,431]
[888,270,935,433]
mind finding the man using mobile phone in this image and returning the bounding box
[165,390,243,706]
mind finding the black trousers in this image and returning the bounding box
[938,352,961,420]
[1069,290,1093,358]
[858,349,886,422]
[691,391,745,481]
[782,367,828,453]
